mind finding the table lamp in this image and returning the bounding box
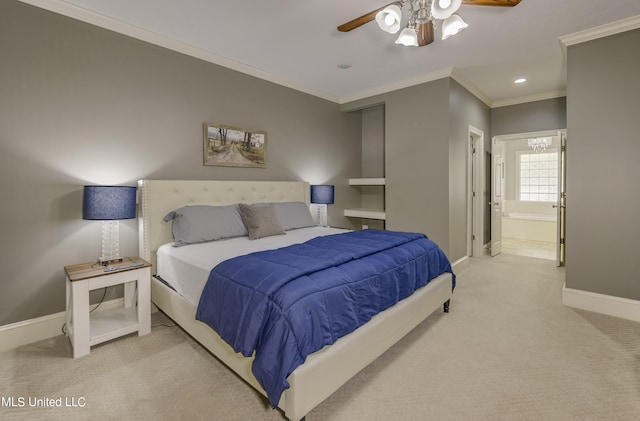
[311,185,334,227]
[83,185,137,265]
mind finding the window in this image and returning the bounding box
[519,151,558,202]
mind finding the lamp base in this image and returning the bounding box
[98,256,124,266]
[99,220,122,265]
[312,203,328,227]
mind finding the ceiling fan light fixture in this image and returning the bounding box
[431,0,462,20]
[414,0,431,24]
[375,4,402,34]
[441,14,468,40]
[395,26,419,47]
[338,0,522,48]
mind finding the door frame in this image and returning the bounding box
[556,131,567,266]
[467,125,485,258]
[490,137,504,256]
[492,129,567,264]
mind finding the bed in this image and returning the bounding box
[138,179,454,421]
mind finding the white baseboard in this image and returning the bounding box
[562,284,640,323]
[451,256,469,273]
[0,298,124,353]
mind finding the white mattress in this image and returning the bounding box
[157,226,349,306]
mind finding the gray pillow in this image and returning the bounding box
[271,201,316,230]
[238,203,286,240]
[163,205,248,247]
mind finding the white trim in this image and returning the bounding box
[493,129,565,143]
[343,70,567,109]
[343,208,386,220]
[451,255,469,273]
[491,90,567,109]
[0,298,124,353]
[467,135,474,257]
[338,67,454,105]
[348,178,385,186]
[450,69,492,107]
[467,125,485,258]
[559,15,640,48]
[562,284,640,324]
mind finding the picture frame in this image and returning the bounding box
[203,123,267,168]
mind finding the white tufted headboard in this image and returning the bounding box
[137,179,310,272]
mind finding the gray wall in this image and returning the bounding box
[565,29,640,299]
[361,106,385,178]
[343,78,491,262]
[359,105,385,230]
[449,80,491,260]
[492,97,567,136]
[0,1,361,325]
[385,80,452,254]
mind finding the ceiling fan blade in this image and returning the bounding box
[417,21,434,47]
[461,0,521,6]
[337,3,394,32]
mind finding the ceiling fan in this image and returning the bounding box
[337,0,521,47]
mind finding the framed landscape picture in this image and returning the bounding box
[203,123,267,168]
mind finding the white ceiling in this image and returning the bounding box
[25,0,640,106]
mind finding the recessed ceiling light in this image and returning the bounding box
[337,64,352,70]
[514,77,527,84]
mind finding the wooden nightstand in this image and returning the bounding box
[64,256,151,358]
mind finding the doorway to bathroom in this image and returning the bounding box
[491,130,566,265]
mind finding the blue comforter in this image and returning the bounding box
[196,229,454,406]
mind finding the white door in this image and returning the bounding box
[490,138,504,256]
[467,126,485,258]
[555,132,567,266]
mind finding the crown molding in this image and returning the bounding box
[339,68,567,109]
[19,0,341,103]
[337,67,455,105]
[491,90,567,108]
[559,14,640,48]
[21,0,487,107]
[449,68,493,107]
[20,0,588,109]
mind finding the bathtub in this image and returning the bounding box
[502,212,557,242]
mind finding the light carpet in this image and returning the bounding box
[2,253,639,420]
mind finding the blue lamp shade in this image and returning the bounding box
[311,185,335,205]
[83,186,137,220]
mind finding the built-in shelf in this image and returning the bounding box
[345,178,386,222]
[344,208,386,220]
[349,178,385,186]
[345,178,386,223]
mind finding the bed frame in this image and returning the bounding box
[138,179,453,421]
